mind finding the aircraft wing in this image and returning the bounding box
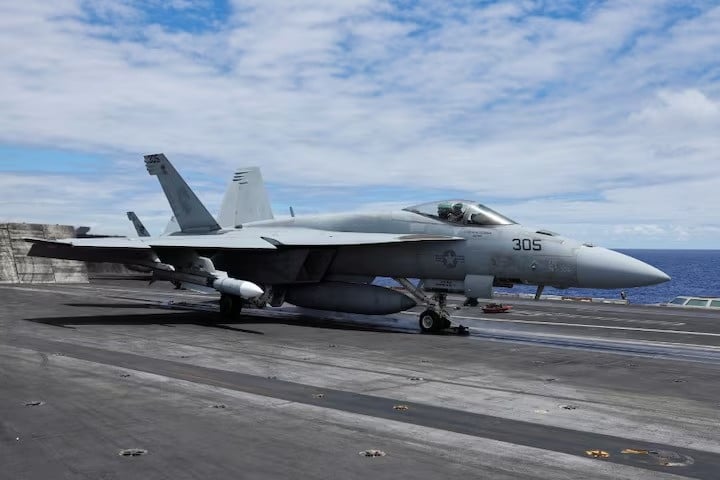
[26,236,152,250]
[25,237,155,264]
[26,229,461,261]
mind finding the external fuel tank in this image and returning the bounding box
[284,282,416,314]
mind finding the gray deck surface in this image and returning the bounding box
[2,280,720,479]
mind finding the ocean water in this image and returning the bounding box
[496,249,720,305]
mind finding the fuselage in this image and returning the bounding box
[240,206,669,291]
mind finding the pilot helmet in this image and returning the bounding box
[437,202,452,215]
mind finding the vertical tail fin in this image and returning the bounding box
[217,167,274,228]
[144,154,220,234]
[126,211,151,237]
[162,215,180,235]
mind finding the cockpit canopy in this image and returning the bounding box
[403,200,516,226]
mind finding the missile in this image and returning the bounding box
[212,277,264,299]
[151,269,263,299]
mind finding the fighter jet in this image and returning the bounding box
[26,154,670,333]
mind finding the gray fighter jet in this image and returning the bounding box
[26,154,670,333]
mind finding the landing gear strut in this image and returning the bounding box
[219,293,242,319]
[394,278,454,334]
[418,299,452,333]
[418,293,454,333]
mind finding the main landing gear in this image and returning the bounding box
[418,300,452,333]
[394,278,465,334]
[219,293,242,319]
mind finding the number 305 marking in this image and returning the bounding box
[513,239,542,251]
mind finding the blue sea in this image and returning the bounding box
[496,250,720,305]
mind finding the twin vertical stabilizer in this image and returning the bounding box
[126,211,151,237]
[218,167,274,227]
[144,154,221,234]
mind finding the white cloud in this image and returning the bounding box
[631,89,720,127]
[0,1,719,246]
[612,224,667,237]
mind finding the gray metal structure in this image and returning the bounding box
[218,166,274,227]
[26,154,670,333]
[126,212,150,237]
[0,223,88,284]
[135,164,274,237]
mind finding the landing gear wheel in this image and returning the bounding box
[219,294,242,319]
[419,309,446,333]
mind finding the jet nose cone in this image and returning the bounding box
[577,247,670,288]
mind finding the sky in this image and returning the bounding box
[0,0,718,248]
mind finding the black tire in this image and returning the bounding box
[219,294,242,319]
[419,309,443,333]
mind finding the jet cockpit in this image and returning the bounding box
[403,201,516,226]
